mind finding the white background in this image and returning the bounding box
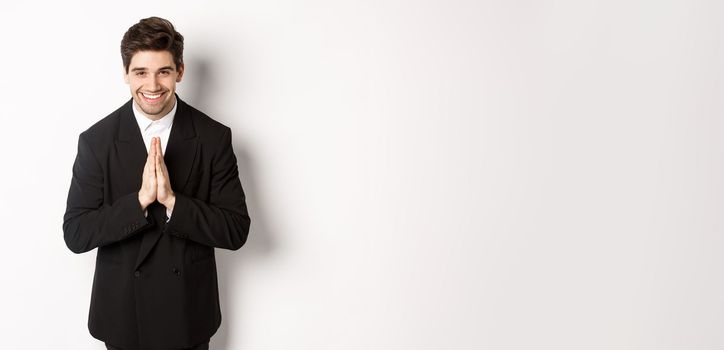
[1,0,723,349]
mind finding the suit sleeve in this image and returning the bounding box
[63,133,154,254]
[163,128,251,250]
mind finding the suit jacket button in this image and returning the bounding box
[134,270,141,277]
[171,267,178,273]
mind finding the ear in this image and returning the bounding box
[176,63,185,83]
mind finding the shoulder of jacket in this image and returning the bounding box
[79,101,127,144]
[185,103,232,138]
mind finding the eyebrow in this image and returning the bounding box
[130,66,175,72]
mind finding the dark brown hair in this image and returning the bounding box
[121,16,184,73]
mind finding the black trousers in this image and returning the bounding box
[105,339,209,350]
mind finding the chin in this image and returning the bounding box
[137,97,169,113]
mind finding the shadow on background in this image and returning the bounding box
[184,55,275,350]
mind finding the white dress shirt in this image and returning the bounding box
[132,98,177,221]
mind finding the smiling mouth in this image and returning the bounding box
[140,91,165,103]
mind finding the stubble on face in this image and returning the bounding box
[134,88,174,117]
[125,50,184,120]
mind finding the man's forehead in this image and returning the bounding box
[129,50,177,69]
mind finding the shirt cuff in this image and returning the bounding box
[165,207,173,223]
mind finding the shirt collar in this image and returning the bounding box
[132,97,177,132]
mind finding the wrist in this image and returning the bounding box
[138,193,151,211]
[163,193,176,211]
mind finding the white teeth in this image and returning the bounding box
[142,93,162,99]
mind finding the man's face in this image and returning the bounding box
[124,50,184,120]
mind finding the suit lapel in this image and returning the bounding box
[115,94,199,270]
[163,94,199,194]
[115,99,147,191]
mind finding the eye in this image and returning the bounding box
[135,71,146,76]
[160,70,170,76]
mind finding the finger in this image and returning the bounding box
[149,169,156,187]
[145,145,154,171]
[147,145,152,163]
[155,154,164,181]
[150,144,157,172]
[156,137,164,157]
[156,140,168,177]
[161,161,169,181]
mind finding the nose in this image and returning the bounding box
[149,73,161,91]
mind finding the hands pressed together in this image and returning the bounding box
[138,137,175,213]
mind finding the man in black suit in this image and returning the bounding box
[63,17,251,350]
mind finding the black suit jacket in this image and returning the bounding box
[63,94,251,349]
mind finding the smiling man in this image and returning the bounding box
[63,17,251,350]
[128,51,178,115]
